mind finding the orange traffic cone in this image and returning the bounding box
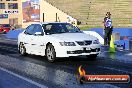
[109,35,116,53]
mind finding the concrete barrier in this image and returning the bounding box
[6,28,24,39]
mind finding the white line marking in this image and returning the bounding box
[126,53,132,56]
[0,67,48,88]
[3,38,17,42]
[0,38,17,42]
[99,55,132,64]
[98,66,132,75]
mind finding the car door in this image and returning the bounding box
[23,24,35,53]
[31,24,46,55]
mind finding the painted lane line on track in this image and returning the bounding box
[0,38,17,42]
[5,39,17,42]
[0,38,18,44]
[98,66,132,75]
[0,67,48,88]
[99,55,132,64]
[0,47,18,53]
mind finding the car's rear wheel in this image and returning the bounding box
[19,43,27,56]
[3,31,6,34]
[46,44,56,62]
[86,54,98,60]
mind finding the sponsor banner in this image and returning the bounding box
[22,0,40,23]
[77,66,130,84]
[3,10,19,14]
[82,75,130,83]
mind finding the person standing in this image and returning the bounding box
[103,12,113,45]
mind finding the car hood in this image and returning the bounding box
[49,33,97,41]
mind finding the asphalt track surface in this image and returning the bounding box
[0,38,131,88]
[0,67,47,88]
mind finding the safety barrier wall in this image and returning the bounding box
[88,28,132,50]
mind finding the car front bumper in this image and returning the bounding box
[55,44,101,57]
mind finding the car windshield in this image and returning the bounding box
[43,23,81,34]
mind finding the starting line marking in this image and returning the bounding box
[0,67,48,88]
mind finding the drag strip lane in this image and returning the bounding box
[0,39,132,76]
[0,39,131,88]
[0,67,47,88]
[0,54,121,88]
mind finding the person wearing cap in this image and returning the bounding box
[103,12,113,45]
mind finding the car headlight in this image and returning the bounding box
[93,39,100,44]
[59,42,76,46]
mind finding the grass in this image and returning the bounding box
[78,25,102,30]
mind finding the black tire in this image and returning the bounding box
[2,30,6,34]
[19,43,27,56]
[46,44,56,62]
[3,31,6,34]
[86,54,98,61]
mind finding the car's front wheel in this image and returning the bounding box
[46,44,56,62]
[19,43,27,56]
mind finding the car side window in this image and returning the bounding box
[25,24,35,35]
[45,25,52,30]
[43,24,52,34]
[33,24,44,35]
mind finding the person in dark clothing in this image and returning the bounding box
[103,12,113,45]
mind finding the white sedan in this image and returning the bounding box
[18,22,101,62]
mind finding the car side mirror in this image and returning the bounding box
[34,32,42,36]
